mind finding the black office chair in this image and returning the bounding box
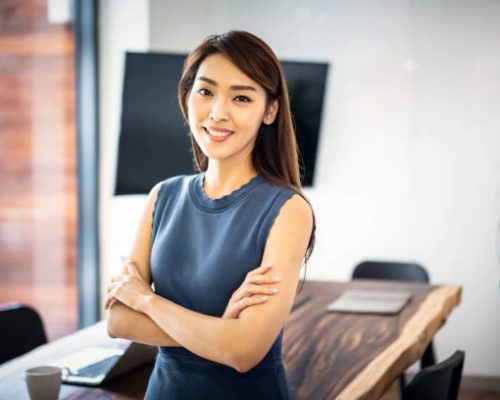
[0,302,48,364]
[352,261,430,284]
[404,350,465,400]
[352,260,437,397]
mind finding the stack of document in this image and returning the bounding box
[326,289,412,315]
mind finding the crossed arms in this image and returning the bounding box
[106,183,313,373]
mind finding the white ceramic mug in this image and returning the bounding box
[25,366,62,400]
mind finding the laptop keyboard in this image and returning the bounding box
[71,354,121,378]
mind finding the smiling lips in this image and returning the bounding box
[203,126,234,142]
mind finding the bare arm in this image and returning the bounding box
[106,182,182,347]
[106,183,280,348]
[108,302,180,346]
[134,194,313,372]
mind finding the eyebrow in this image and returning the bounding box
[197,76,257,92]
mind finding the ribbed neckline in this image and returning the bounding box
[189,172,264,212]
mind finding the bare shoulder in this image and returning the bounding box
[260,193,314,266]
[146,175,189,207]
[284,193,313,216]
[276,193,313,233]
[236,192,314,370]
[123,181,167,281]
[140,181,163,215]
[147,181,164,203]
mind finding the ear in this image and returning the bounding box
[263,99,279,125]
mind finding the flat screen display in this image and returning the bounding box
[115,52,328,194]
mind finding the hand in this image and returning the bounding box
[103,256,129,310]
[222,265,281,319]
[104,259,154,312]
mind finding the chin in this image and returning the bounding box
[201,149,234,161]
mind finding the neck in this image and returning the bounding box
[203,156,257,199]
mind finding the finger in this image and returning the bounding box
[247,264,272,276]
[243,283,279,297]
[230,284,252,303]
[247,274,282,285]
[105,287,119,310]
[230,282,255,302]
[106,296,121,310]
[104,293,113,310]
[108,279,122,289]
[249,264,272,275]
[106,282,117,293]
[104,297,112,310]
[104,295,116,311]
[232,284,278,302]
[236,295,269,311]
[110,275,124,283]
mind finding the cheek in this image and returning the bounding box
[187,96,203,128]
[187,93,196,117]
[237,110,265,133]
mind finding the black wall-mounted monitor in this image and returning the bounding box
[115,52,328,195]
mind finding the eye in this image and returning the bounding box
[234,95,251,103]
[197,88,212,96]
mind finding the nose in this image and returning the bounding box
[209,98,229,122]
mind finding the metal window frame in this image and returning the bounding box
[74,0,100,328]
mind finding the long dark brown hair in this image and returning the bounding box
[178,31,315,291]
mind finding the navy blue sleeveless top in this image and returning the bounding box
[148,172,296,395]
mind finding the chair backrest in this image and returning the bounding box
[404,350,465,400]
[0,303,48,364]
[352,261,430,283]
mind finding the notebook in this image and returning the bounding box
[326,289,412,315]
[48,341,157,386]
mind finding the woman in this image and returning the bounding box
[105,30,315,399]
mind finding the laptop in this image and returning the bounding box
[326,289,412,315]
[48,341,157,386]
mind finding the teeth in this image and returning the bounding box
[205,127,233,138]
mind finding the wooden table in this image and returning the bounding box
[0,280,461,400]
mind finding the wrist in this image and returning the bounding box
[137,293,157,314]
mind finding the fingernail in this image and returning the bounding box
[274,276,281,281]
[271,288,278,293]
[261,296,268,301]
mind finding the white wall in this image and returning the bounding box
[100,0,500,378]
[99,0,150,307]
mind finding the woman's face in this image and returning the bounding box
[187,53,278,167]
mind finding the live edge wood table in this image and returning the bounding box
[0,280,461,400]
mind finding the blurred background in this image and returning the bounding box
[1,0,499,397]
